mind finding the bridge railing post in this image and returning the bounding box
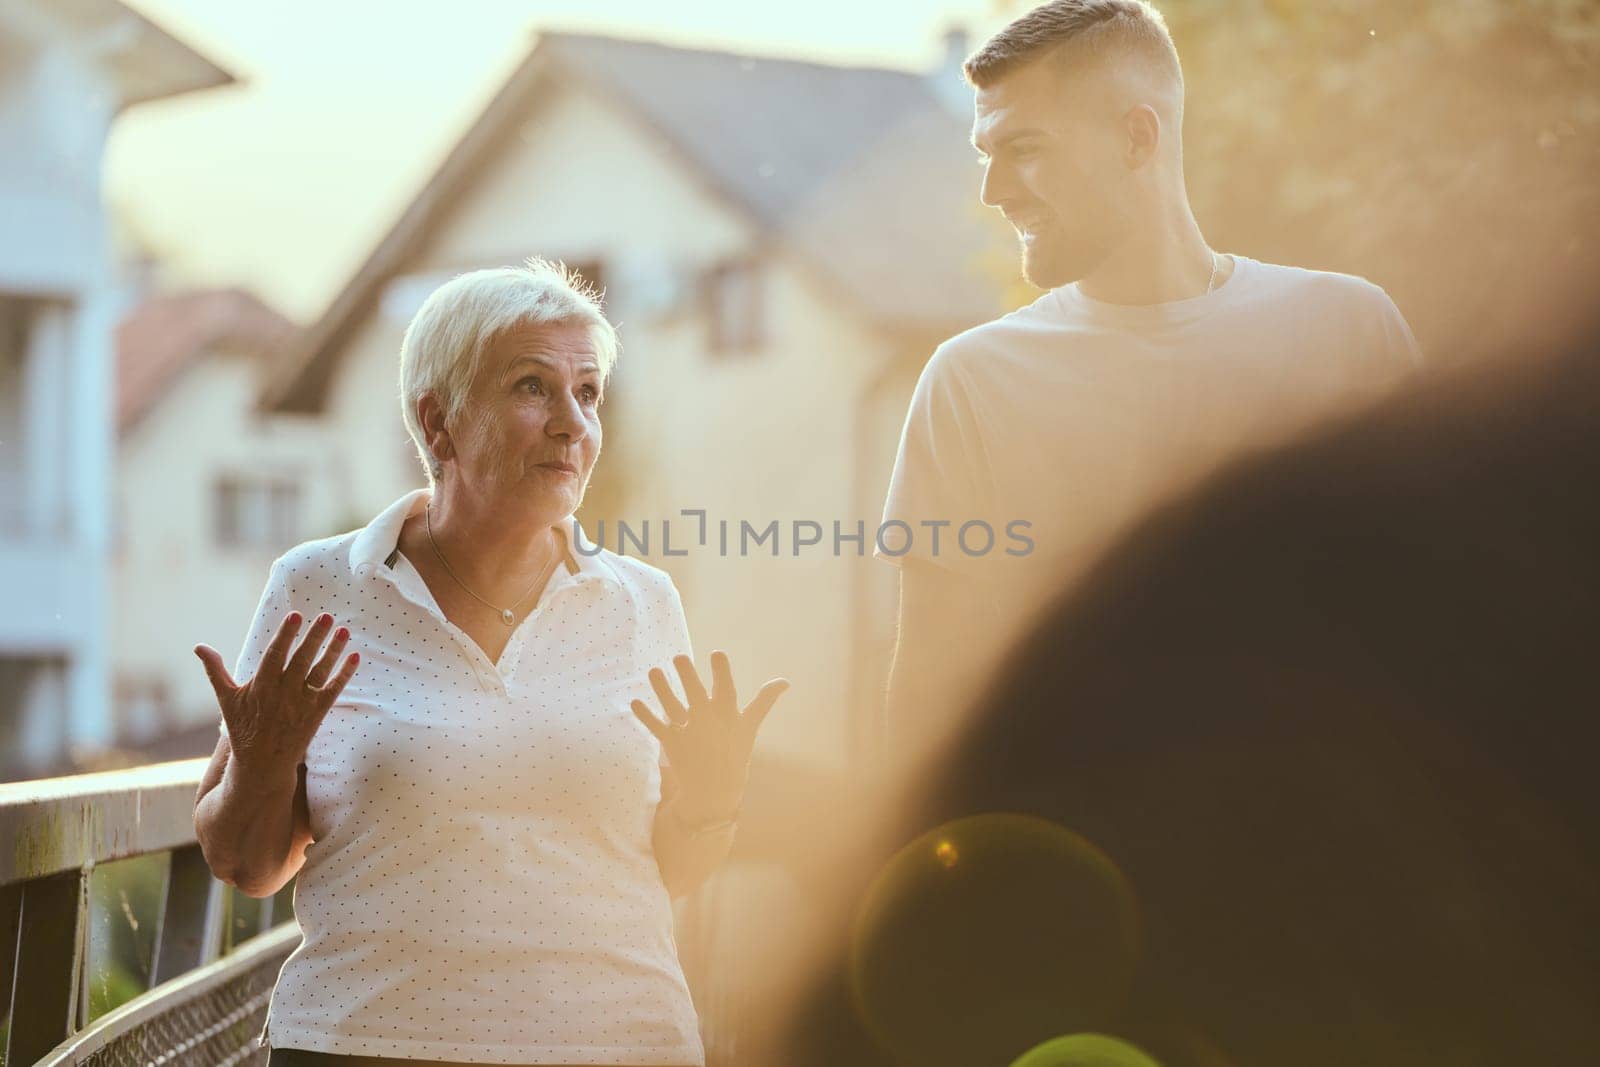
[7,868,90,1066]
[153,844,227,985]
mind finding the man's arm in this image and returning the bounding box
[879,340,996,759]
[885,559,999,765]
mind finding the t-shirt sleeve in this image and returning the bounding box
[1372,287,1423,374]
[221,559,291,737]
[635,572,694,670]
[659,580,694,666]
[879,344,989,570]
[1345,281,1423,399]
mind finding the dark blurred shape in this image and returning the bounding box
[791,318,1600,1065]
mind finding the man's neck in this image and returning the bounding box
[1076,210,1222,306]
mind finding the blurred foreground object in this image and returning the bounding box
[794,308,1600,1065]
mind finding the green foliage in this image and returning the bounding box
[86,854,168,1022]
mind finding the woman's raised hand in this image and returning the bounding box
[631,650,789,825]
[194,613,360,776]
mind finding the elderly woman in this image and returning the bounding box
[192,261,787,1067]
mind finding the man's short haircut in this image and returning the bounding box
[963,0,1182,93]
[398,259,618,484]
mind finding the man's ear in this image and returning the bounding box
[1123,103,1161,169]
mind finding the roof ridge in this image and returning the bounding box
[538,30,931,79]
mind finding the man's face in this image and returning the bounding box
[972,56,1131,289]
[452,321,603,523]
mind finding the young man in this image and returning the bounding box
[881,0,1420,755]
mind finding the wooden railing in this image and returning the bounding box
[0,760,291,1066]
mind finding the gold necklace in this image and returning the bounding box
[425,505,560,625]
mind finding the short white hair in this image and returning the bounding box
[398,259,618,483]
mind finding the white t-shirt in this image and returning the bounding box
[231,489,703,1066]
[881,255,1422,602]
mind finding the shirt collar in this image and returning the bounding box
[349,489,428,575]
[349,488,619,586]
[555,514,618,586]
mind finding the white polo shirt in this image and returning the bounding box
[231,489,703,1065]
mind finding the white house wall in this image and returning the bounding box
[322,310,417,523]
[0,17,122,764]
[116,351,337,732]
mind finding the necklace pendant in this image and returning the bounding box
[501,608,515,625]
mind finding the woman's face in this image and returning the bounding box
[449,321,603,523]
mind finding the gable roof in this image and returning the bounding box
[265,32,1007,414]
[30,0,235,108]
[547,34,951,226]
[117,288,296,434]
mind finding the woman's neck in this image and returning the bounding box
[412,487,563,605]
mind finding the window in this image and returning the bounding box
[0,297,34,535]
[113,675,173,742]
[705,257,765,355]
[0,655,70,781]
[214,475,301,550]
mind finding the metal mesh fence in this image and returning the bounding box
[77,938,291,1067]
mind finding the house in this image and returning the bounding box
[112,287,319,751]
[0,0,230,780]
[256,31,1010,1052]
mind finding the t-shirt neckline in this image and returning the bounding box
[1054,254,1255,329]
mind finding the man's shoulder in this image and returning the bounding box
[1245,257,1416,362]
[930,290,1067,369]
[1244,257,1398,312]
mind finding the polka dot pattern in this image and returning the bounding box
[230,490,703,1065]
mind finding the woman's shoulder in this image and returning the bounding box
[265,529,365,587]
[590,548,681,603]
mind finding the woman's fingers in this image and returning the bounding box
[257,611,304,683]
[286,614,335,684]
[305,626,351,689]
[296,652,359,747]
[709,650,737,708]
[316,652,361,706]
[193,644,238,701]
[649,667,689,724]
[741,678,791,736]
[672,655,710,710]
[631,698,671,741]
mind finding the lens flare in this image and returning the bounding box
[850,813,1140,1067]
[1009,1032,1164,1067]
